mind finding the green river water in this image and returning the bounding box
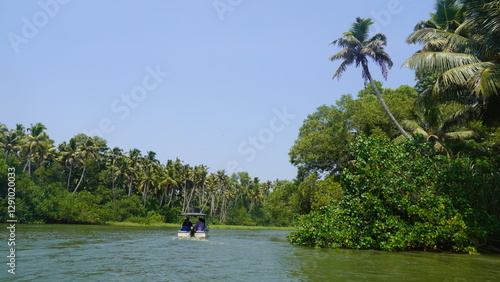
[2,224,499,281]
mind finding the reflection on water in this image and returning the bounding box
[3,224,500,281]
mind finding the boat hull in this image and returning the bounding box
[177,230,208,238]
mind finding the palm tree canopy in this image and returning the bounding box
[329,17,393,82]
[414,0,464,32]
[404,1,500,125]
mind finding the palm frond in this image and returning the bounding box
[365,39,387,50]
[392,134,407,144]
[329,48,351,61]
[407,28,465,44]
[439,103,481,131]
[350,17,373,42]
[435,61,493,93]
[330,36,361,49]
[419,39,448,52]
[404,51,481,77]
[403,120,429,137]
[414,20,437,31]
[432,141,450,156]
[444,130,477,140]
[369,33,388,43]
[430,0,463,31]
[407,28,479,53]
[475,63,500,98]
[332,59,353,79]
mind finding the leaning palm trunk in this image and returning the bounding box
[66,165,73,191]
[73,163,87,193]
[364,64,411,139]
[143,183,148,207]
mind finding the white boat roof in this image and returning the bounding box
[180,212,207,216]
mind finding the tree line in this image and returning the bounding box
[0,123,296,226]
[288,0,500,254]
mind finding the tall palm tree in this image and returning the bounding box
[58,138,78,191]
[126,148,143,197]
[0,127,21,162]
[330,17,411,138]
[159,159,179,207]
[194,165,209,213]
[106,147,125,202]
[206,173,219,217]
[73,136,99,193]
[139,151,161,207]
[21,123,54,176]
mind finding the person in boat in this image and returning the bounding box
[180,218,192,231]
[193,218,206,232]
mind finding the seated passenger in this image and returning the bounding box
[180,218,192,231]
[193,218,206,231]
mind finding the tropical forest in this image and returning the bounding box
[1,0,499,255]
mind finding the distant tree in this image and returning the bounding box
[126,148,143,197]
[21,123,54,176]
[289,103,353,177]
[72,135,103,193]
[58,138,78,191]
[0,125,22,162]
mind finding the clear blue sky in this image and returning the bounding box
[1,0,434,181]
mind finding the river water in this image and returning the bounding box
[2,224,500,281]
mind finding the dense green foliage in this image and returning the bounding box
[289,0,500,253]
[288,136,499,254]
[289,83,418,177]
[0,124,300,226]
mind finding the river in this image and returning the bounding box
[2,224,499,281]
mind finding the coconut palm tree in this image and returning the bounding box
[330,17,411,138]
[404,1,500,126]
[139,151,161,207]
[159,159,179,207]
[206,172,219,217]
[58,138,78,191]
[125,148,143,197]
[216,170,231,222]
[193,165,209,213]
[72,136,99,193]
[106,147,125,201]
[21,123,54,176]
[0,126,21,162]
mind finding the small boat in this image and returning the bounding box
[178,212,209,238]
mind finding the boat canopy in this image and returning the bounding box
[180,212,207,217]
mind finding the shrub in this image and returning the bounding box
[288,136,486,253]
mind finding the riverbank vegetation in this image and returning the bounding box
[288,0,500,254]
[0,128,298,227]
[1,0,499,254]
